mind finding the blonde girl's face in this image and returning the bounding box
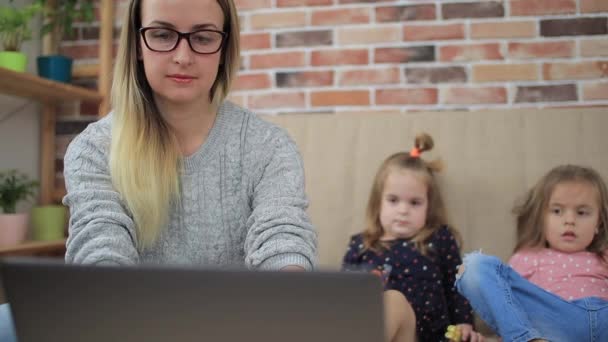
[139,0,224,107]
[544,181,600,253]
[379,170,428,240]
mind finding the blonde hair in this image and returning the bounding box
[362,133,461,256]
[109,0,241,248]
[514,165,608,260]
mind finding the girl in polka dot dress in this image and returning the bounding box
[342,133,484,342]
[456,165,608,342]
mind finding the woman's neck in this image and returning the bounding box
[156,98,217,156]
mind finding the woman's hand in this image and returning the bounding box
[458,323,484,342]
[280,265,305,272]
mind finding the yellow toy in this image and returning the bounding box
[445,325,461,341]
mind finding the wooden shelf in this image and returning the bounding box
[0,67,103,104]
[0,239,67,257]
[53,187,67,203]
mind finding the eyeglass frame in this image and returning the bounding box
[139,27,228,55]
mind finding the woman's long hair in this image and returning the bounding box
[109,0,241,248]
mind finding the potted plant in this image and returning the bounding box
[36,0,94,83]
[0,169,39,247]
[0,2,42,72]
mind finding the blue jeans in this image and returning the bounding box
[455,252,608,342]
[0,303,16,342]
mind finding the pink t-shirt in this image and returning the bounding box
[509,248,608,301]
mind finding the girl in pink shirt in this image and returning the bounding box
[455,165,608,342]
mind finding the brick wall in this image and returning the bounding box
[55,0,608,185]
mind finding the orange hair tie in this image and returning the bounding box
[409,147,421,158]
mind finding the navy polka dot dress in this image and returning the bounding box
[342,226,473,342]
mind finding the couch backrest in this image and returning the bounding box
[264,107,608,269]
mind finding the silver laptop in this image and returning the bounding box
[1,257,385,342]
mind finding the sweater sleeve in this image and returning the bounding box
[243,126,317,271]
[436,227,474,325]
[62,122,140,265]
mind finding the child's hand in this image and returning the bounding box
[457,324,484,342]
[445,324,484,341]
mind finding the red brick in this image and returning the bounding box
[440,43,503,62]
[338,26,401,45]
[250,52,306,69]
[59,44,99,59]
[580,39,608,57]
[442,87,507,105]
[583,82,608,100]
[311,90,370,106]
[543,61,608,80]
[376,4,436,22]
[276,30,332,48]
[375,88,438,105]
[339,67,400,86]
[473,64,539,82]
[234,0,272,10]
[79,100,99,116]
[233,73,271,91]
[442,2,504,19]
[510,0,576,16]
[312,8,370,26]
[470,21,536,39]
[405,66,467,84]
[249,92,306,109]
[311,49,369,66]
[276,71,334,87]
[541,18,608,37]
[241,33,271,51]
[515,84,577,103]
[403,23,465,41]
[340,0,397,3]
[581,0,608,13]
[251,12,307,30]
[374,46,435,63]
[508,41,575,59]
[277,0,332,7]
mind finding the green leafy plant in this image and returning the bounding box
[0,169,39,214]
[0,2,42,51]
[37,0,95,42]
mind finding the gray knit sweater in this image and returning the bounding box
[63,101,317,270]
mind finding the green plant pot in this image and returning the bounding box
[0,51,28,72]
[30,205,67,241]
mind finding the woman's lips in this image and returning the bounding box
[167,74,195,83]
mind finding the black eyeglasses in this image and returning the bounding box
[139,27,227,54]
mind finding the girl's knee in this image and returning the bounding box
[383,290,416,342]
[456,252,503,289]
[460,252,502,275]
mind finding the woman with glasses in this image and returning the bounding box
[1,0,413,341]
[64,0,317,269]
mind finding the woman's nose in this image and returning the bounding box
[173,38,194,65]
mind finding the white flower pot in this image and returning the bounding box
[0,213,29,247]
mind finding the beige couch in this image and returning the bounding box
[264,107,607,339]
[264,107,608,268]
